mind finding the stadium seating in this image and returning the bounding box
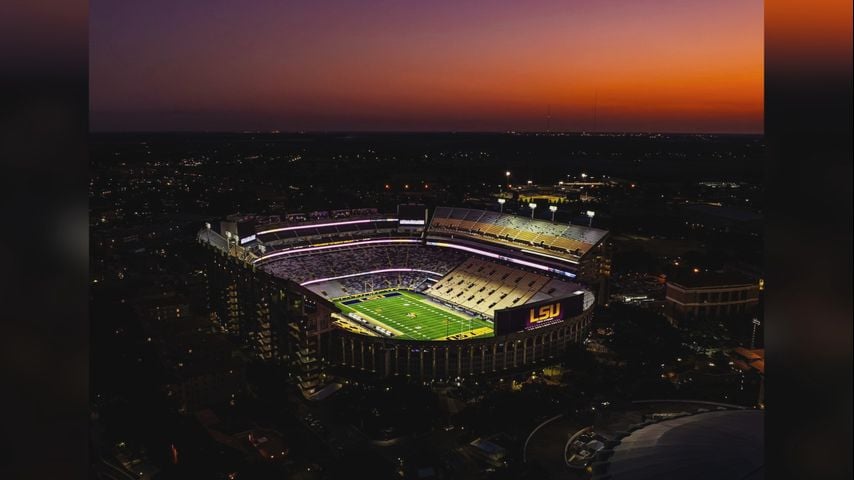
[259,242,588,319]
[425,257,553,317]
[429,206,607,259]
[260,245,468,285]
[337,272,429,296]
[256,216,593,317]
[256,217,400,248]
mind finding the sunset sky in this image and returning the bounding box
[90,0,763,133]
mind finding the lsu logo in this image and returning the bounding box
[529,303,561,324]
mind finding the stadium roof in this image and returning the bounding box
[593,409,763,480]
[667,270,756,289]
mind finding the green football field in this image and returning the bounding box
[334,290,494,341]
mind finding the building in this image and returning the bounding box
[467,436,509,468]
[664,271,760,329]
[197,205,608,388]
[590,409,763,480]
[163,332,246,413]
[201,243,336,399]
[195,410,289,464]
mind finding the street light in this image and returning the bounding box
[529,202,538,219]
[497,198,506,213]
[586,210,595,227]
[549,205,558,222]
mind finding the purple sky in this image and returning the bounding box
[90,0,763,132]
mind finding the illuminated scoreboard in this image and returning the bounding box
[493,293,585,334]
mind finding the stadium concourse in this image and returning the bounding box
[200,205,607,386]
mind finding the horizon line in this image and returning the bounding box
[90,129,764,136]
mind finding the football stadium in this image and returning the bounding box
[200,204,610,394]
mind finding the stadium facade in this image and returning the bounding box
[199,205,610,398]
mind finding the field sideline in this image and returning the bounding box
[334,290,493,341]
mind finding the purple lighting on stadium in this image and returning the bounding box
[300,268,445,286]
[253,238,420,263]
[426,241,576,278]
[256,218,399,236]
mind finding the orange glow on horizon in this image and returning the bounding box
[91,1,765,132]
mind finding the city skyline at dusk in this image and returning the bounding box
[90,0,763,133]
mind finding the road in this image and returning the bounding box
[524,415,590,479]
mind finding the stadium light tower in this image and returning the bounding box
[497,197,506,213]
[586,210,595,227]
[528,202,538,219]
[224,230,234,252]
[549,205,558,222]
[751,318,761,349]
